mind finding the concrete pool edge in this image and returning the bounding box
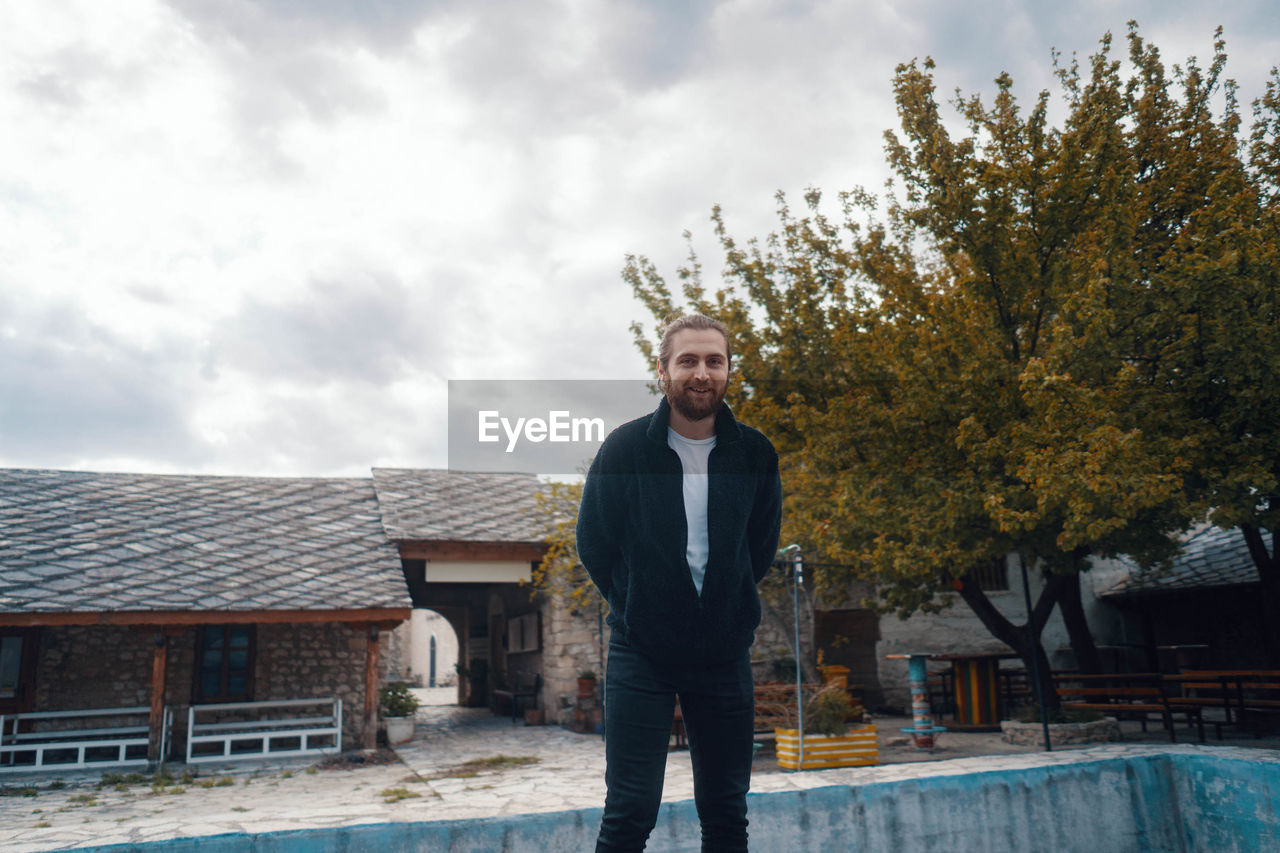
[73,746,1280,852]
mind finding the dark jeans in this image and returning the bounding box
[596,639,755,852]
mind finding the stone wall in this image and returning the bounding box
[33,625,173,710]
[539,589,608,728]
[381,621,412,683]
[751,590,815,683]
[29,622,393,755]
[255,622,381,747]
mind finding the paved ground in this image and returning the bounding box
[3,687,1278,851]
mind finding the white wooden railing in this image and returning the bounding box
[0,705,170,773]
[186,698,342,764]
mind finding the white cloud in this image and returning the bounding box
[1,0,1275,475]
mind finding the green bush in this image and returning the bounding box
[380,682,421,717]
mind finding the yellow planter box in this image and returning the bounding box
[775,725,878,770]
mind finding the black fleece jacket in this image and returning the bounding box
[576,397,782,667]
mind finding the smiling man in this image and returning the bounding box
[577,313,782,852]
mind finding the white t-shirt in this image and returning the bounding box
[667,427,716,596]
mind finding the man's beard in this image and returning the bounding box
[664,378,727,423]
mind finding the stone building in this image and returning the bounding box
[0,465,622,771]
[0,468,411,763]
[371,469,605,725]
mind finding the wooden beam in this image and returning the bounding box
[0,608,411,628]
[363,625,380,750]
[398,540,545,562]
[148,631,167,764]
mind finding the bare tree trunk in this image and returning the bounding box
[1058,569,1103,674]
[1242,524,1280,667]
[952,565,1067,713]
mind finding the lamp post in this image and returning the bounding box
[778,544,805,768]
[1019,554,1052,751]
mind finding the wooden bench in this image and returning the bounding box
[186,698,342,763]
[1167,670,1280,737]
[1,706,169,773]
[493,673,542,725]
[1054,674,1203,743]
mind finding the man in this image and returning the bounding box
[577,313,782,851]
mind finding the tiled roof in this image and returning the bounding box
[371,468,545,542]
[0,468,407,615]
[1098,524,1268,598]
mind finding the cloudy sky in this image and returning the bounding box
[2,1,1275,477]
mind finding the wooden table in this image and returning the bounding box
[1165,669,1280,736]
[1053,672,1203,742]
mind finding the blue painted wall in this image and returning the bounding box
[80,751,1279,853]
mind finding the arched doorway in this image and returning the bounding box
[407,608,460,699]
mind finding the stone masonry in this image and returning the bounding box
[539,588,608,729]
[29,622,393,756]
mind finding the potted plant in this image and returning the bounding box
[577,669,598,699]
[772,683,877,770]
[380,681,421,745]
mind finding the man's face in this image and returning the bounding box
[658,328,730,423]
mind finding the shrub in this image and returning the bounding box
[380,682,421,717]
[804,685,864,736]
[761,682,867,736]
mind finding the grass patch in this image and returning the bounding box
[379,787,422,803]
[231,806,250,813]
[47,780,66,791]
[281,769,293,779]
[462,755,540,770]
[100,771,150,790]
[1,786,40,798]
[34,820,51,828]
[430,754,540,780]
[305,766,318,775]
[196,776,236,789]
[67,794,97,807]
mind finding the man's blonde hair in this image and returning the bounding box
[657,314,731,368]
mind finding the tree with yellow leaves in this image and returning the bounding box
[628,24,1279,705]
